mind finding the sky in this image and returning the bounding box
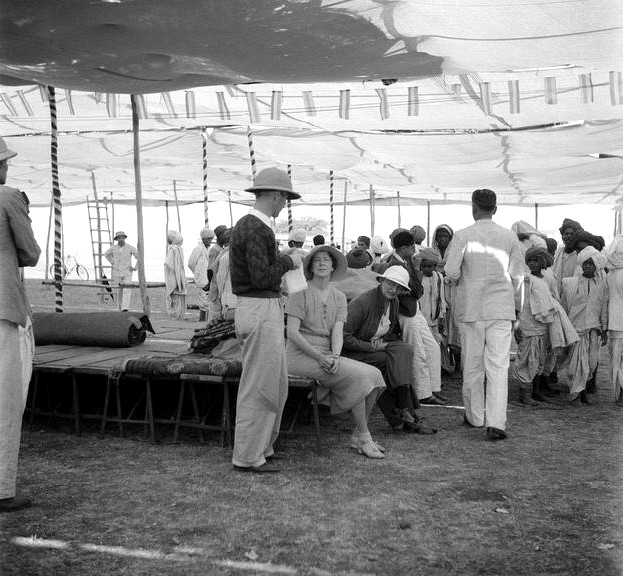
[27,200,617,282]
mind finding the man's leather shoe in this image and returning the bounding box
[0,496,32,512]
[265,452,288,461]
[420,395,445,406]
[433,392,449,402]
[403,421,437,434]
[485,427,507,441]
[233,462,281,474]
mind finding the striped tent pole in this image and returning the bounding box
[47,86,64,312]
[329,170,335,245]
[341,180,348,252]
[131,94,150,315]
[202,129,209,226]
[397,191,402,228]
[247,125,257,180]
[287,164,293,232]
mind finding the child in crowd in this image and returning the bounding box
[418,248,446,341]
[560,246,608,406]
[513,247,558,405]
[606,236,623,405]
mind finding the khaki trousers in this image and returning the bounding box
[460,319,511,430]
[233,297,288,468]
[0,320,30,499]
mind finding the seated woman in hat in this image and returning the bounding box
[286,245,387,459]
[342,266,436,435]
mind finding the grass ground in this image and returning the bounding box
[2,280,623,575]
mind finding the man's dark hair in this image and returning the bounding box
[313,234,325,246]
[472,189,497,212]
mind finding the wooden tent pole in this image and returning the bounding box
[131,94,150,315]
[110,190,115,240]
[173,179,182,232]
[369,185,375,237]
[426,200,431,247]
[227,191,234,227]
[165,200,170,253]
[329,170,335,245]
[397,191,401,229]
[47,86,63,312]
[535,202,539,229]
[341,180,348,252]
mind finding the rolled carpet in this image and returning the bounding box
[33,311,155,347]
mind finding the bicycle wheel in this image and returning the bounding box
[49,264,68,279]
[75,264,89,281]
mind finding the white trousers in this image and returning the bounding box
[460,319,512,430]
[399,310,441,399]
[0,319,31,499]
[233,298,288,468]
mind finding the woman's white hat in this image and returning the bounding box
[377,265,411,291]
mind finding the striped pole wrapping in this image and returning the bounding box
[341,180,348,253]
[247,126,257,180]
[329,171,335,245]
[202,129,209,226]
[287,164,293,232]
[48,86,64,312]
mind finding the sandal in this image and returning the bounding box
[350,435,385,453]
[357,439,385,459]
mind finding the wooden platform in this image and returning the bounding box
[30,317,322,451]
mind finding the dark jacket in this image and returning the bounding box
[343,286,402,353]
[375,253,423,317]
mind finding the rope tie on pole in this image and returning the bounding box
[48,85,63,312]
[202,129,209,226]
[329,170,335,245]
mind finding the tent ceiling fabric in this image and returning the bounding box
[1,1,623,208]
[1,1,622,93]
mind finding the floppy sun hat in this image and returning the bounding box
[303,245,348,281]
[245,167,301,200]
[377,265,411,291]
[114,231,127,240]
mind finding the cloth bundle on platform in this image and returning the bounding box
[33,312,154,347]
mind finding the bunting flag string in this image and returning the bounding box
[408,86,419,116]
[16,90,34,116]
[48,85,64,312]
[245,91,260,123]
[479,82,491,115]
[271,90,282,121]
[64,89,75,115]
[508,80,520,114]
[106,93,118,118]
[185,90,196,119]
[544,77,557,105]
[579,73,593,104]
[339,89,350,119]
[0,93,16,116]
[302,91,316,116]
[161,92,176,117]
[375,88,389,120]
[216,91,231,120]
[610,71,623,106]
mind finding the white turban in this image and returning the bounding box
[167,230,183,245]
[200,227,214,240]
[577,246,607,271]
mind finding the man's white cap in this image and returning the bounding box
[288,228,307,243]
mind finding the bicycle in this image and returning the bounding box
[49,254,90,281]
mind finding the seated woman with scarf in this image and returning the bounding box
[286,245,387,459]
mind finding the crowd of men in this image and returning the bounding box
[2,153,623,503]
